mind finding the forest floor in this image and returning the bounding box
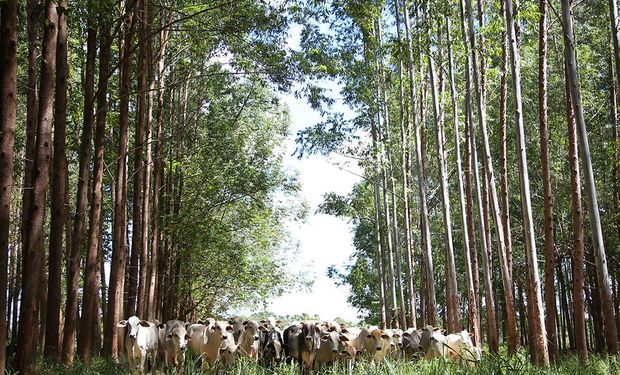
[28,349,620,375]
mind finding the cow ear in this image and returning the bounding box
[339,335,349,342]
[314,325,321,334]
[185,333,191,341]
[219,348,227,353]
[258,325,267,332]
[367,335,372,339]
[276,320,282,324]
[158,323,166,329]
[469,332,474,337]
[341,328,349,334]
[441,329,447,335]
[381,334,390,340]
[321,334,330,341]
[242,320,249,326]
[198,320,206,325]
[260,320,267,324]
[139,320,150,327]
[167,333,173,338]
[226,325,234,333]
[402,332,410,337]
[116,320,128,327]
[228,320,234,325]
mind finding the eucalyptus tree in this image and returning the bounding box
[445,15,480,346]
[538,0,558,362]
[562,0,619,354]
[463,0,517,352]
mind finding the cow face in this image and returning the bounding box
[117,316,143,339]
[243,320,260,341]
[260,329,283,365]
[321,330,340,354]
[402,329,423,356]
[368,329,389,351]
[168,325,190,350]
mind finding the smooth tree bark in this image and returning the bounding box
[16,2,58,373]
[78,17,110,363]
[458,0,498,352]
[404,0,437,325]
[104,0,137,357]
[428,49,461,333]
[463,0,518,352]
[537,0,558,363]
[45,0,68,359]
[610,0,620,100]
[505,0,549,363]
[446,15,480,346]
[394,0,417,328]
[562,0,620,354]
[374,19,398,325]
[0,0,18,371]
[564,60,588,362]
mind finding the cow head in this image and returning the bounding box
[167,324,190,350]
[243,320,260,341]
[117,316,146,340]
[367,329,389,352]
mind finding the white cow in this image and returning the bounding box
[160,320,190,370]
[187,320,233,367]
[237,320,261,360]
[218,328,239,366]
[117,316,159,373]
[443,330,480,366]
[315,329,348,366]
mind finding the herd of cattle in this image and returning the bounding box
[116,315,482,373]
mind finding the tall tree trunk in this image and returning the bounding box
[16,2,58,372]
[148,11,172,320]
[403,0,437,325]
[446,16,480,346]
[538,0,558,363]
[128,0,148,319]
[562,0,620,354]
[138,1,154,318]
[0,0,18,371]
[103,0,137,357]
[463,0,518,352]
[429,49,461,333]
[78,18,111,362]
[505,0,549,363]
[498,0,514,290]
[394,0,417,329]
[458,0,497,352]
[21,0,40,264]
[45,0,68,359]
[564,58,588,361]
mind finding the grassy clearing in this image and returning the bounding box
[27,350,620,375]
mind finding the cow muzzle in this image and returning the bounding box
[376,347,381,351]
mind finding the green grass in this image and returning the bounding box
[20,350,620,374]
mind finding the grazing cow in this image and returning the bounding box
[315,329,349,366]
[426,329,449,359]
[160,320,190,370]
[117,316,159,373]
[187,321,233,367]
[283,322,321,373]
[402,328,424,358]
[237,320,261,360]
[258,326,283,367]
[442,330,480,366]
[338,327,363,361]
[359,327,392,363]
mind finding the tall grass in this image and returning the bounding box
[28,350,620,374]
